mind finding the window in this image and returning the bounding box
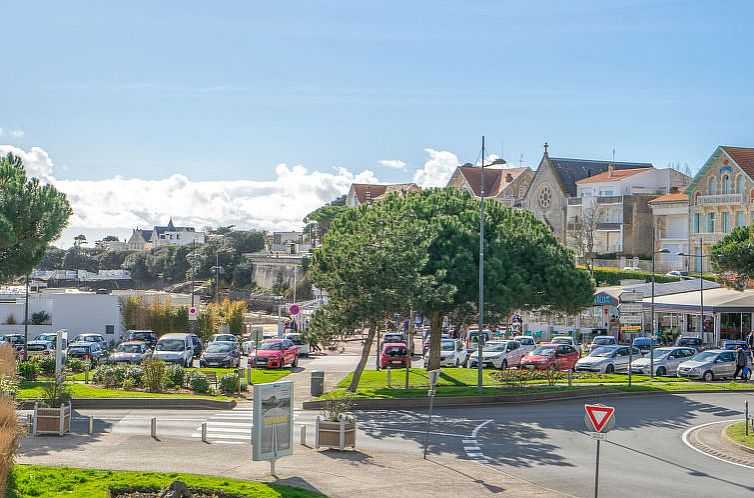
[737,211,745,227]
[692,213,701,234]
[722,174,731,194]
[737,176,745,194]
[708,177,717,195]
[538,186,552,209]
[705,212,715,233]
[722,212,730,233]
[105,325,114,335]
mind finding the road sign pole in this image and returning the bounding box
[594,438,601,498]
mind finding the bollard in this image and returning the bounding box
[568,370,572,387]
[85,364,90,384]
[247,367,252,386]
[746,400,750,437]
[387,367,392,388]
[151,417,157,438]
[300,425,307,446]
[88,415,94,435]
[201,422,208,443]
[27,413,32,435]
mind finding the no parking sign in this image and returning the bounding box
[289,304,300,316]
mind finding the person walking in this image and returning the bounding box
[734,347,749,381]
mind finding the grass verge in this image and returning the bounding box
[17,381,232,400]
[725,421,754,449]
[7,465,324,498]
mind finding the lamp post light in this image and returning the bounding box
[678,238,709,340]
[650,230,670,378]
[186,247,205,333]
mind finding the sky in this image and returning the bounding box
[2,0,754,246]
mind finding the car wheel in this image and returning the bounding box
[605,364,615,374]
[454,359,460,368]
[703,370,714,382]
[185,358,192,368]
[292,356,299,368]
[656,367,667,376]
[500,360,508,370]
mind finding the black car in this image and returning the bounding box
[124,330,157,349]
[677,336,704,351]
[67,341,109,365]
[189,334,203,358]
[199,341,241,368]
[0,334,25,352]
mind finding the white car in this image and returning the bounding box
[424,339,467,368]
[513,336,536,355]
[575,345,642,374]
[242,333,274,354]
[551,336,581,354]
[284,333,310,356]
[469,340,527,369]
[630,347,697,376]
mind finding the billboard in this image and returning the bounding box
[252,381,294,461]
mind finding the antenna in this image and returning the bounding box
[612,148,616,162]
[501,138,504,163]
[519,153,524,166]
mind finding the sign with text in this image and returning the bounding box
[584,404,615,433]
[619,315,642,325]
[252,381,294,462]
[619,291,643,303]
[618,303,642,314]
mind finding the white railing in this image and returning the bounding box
[659,230,687,240]
[696,193,743,205]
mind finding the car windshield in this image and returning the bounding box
[646,348,672,359]
[485,343,507,352]
[130,333,153,341]
[692,351,718,361]
[552,338,571,344]
[27,344,47,351]
[259,342,282,351]
[8,337,23,344]
[679,338,700,345]
[593,337,613,345]
[384,347,406,357]
[517,337,534,345]
[441,341,456,351]
[590,347,616,357]
[286,335,304,345]
[117,344,142,353]
[532,346,556,356]
[156,339,185,351]
[68,346,89,353]
[79,336,99,342]
[468,332,489,343]
[206,343,232,353]
[36,334,55,342]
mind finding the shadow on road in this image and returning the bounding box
[20,408,115,457]
[273,476,327,496]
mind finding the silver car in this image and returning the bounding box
[424,339,468,368]
[677,349,738,381]
[630,347,697,376]
[575,345,642,374]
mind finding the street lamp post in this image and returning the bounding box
[186,247,204,333]
[650,227,670,378]
[477,136,486,395]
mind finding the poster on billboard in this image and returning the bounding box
[252,381,294,462]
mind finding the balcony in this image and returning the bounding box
[658,230,688,240]
[695,232,725,244]
[567,197,582,206]
[596,222,622,230]
[696,193,744,206]
[597,195,623,205]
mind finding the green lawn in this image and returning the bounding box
[66,366,292,384]
[726,421,754,449]
[18,381,232,400]
[7,465,324,498]
[329,368,750,399]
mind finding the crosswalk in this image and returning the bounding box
[189,405,315,445]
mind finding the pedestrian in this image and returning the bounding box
[747,330,754,350]
[734,347,748,381]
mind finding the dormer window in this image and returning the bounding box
[722,174,731,194]
[708,176,717,195]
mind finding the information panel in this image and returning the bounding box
[252,381,294,462]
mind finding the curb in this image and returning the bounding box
[18,397,237,410]
[722,422,754,456]
[302,387,754,411]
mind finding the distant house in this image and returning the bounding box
[345,183,420,207]
[521,144,654,243]
[127,218,205,251]
[445,161,533,206]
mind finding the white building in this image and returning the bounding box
[127,218,206,251]
[649,189,690,272]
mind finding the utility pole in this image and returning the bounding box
[477,136,486,395]
[24,274,29,361]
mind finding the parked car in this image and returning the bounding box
[34,333,68,350]
[576,345,642,374]
[423,333,450,354]
[630,347,696,376]
[589,335,617,352]
[666,270,692,279]
[152,333,194,367]
[73,333,108,350]
[380,342,411,369]
[25,340,56,359]
[208,333,238,343]
[66,341,109,365]
[0,334,25,352]
[108,341,152,364]
[424,339,468,368]
[248,339,298,369]
[551,336,582,355]
[284,333,310,356]
[721,340,750,352]
[124,330,157,349]
[465,329,492,354]
[512,336,536,355]
[520,344,580,371]
[242,333,275,355]
[200,341,241,368]
[469,340,527,369]
[189,334,203,357]
[676,336,704,351]
[623,266,641,271]
[632,337,657,354]
[677,349,739,381]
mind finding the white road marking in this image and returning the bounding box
[681,420,754,470]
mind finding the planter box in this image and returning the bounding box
[315,417,356,450]
[33,402,71,436]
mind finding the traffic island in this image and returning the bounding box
[685,421,754,467]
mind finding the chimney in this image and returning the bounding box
[607,163,615,179]
[669,186,680,194]
[505,173,513,183]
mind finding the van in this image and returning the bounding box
[284,333,310,356]
[465,329,492,353]
[152,333,194,367]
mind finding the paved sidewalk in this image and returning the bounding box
[18,432,568,497]
[686,420,754,467]
[288,353,360,409]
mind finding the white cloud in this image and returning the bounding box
[1,145,380,246]
[0,145,55,180]
[0,128,25,138]
[378,159,407,171]
[413,148,460,188]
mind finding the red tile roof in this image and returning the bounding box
[458,166,529,196]
[648,192,688,204]
[351,183,419,204]
[576,167,648,184]
[721,146,754,180]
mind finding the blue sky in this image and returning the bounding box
[2,0,754,241]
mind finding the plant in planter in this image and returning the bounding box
[316,392,356,450]
[33,380,72,436]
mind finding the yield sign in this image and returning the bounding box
[584,404,615,433]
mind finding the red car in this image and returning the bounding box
[380,342,411,369]
[248,339,299,369]
[520,343,580,371]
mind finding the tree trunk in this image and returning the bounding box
[426,310,442,371]
[348,322,377,393]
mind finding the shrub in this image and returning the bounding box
[40,380,72,408]
[218,373,239,393]
[92,364,126,388]
[0,377,18,398]
[37,356,56,377]
[186,370,211,394]
[121,378,136,390]
[16,361,39,381]
[164,364,185,388]
[142,360,166,392]
[124,365,144,386]
[0,346,16,377]
[65,357,88,373]
[0,395,21,496]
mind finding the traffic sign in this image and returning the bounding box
[619,291,643,302]
[618,302,642,313]
[289,304,301,316]
[585,404,615,433]
[622,325,641,331]
[188,306,198,321]
[619,314,642,325]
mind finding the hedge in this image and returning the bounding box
[583,267,719,286]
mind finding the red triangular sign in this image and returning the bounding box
[585,404,614,432]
